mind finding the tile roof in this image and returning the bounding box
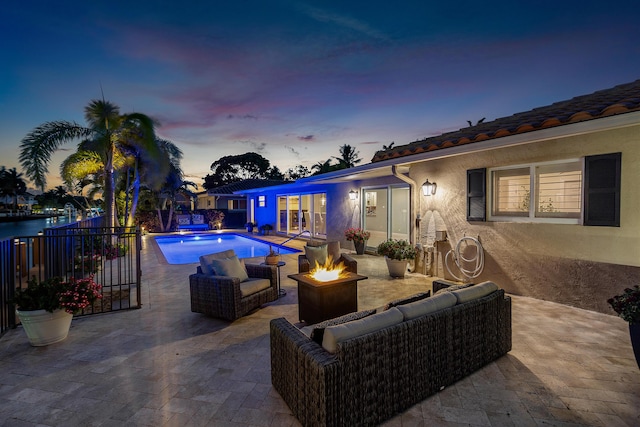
[371,79,640,163]
[202,179,289,195]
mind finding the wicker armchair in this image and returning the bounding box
[189,263,278,321]
[298,241,357,274]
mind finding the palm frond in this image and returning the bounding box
[19,121,92,190]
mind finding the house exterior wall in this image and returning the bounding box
[409,124,640,313]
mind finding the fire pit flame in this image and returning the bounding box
[309,256,348,282]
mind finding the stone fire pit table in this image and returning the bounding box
[288,272,368,324]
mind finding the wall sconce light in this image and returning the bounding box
[421,179,437,196]
[348,190,358,201]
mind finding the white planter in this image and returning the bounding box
[16,309,73,346]
[385,257,409,278]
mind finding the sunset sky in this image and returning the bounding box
[2,1,639,191]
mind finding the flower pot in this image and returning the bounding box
[354,240,366,255]
[385,257,408,278]
[16,309,73,346]
[630,323,640,370]
[265,254,280,265]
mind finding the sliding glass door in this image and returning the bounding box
[277,192,327,238]
[363,185,409,247]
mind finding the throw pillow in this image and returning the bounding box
[199,249,237,276]
[384,291,431,310]
[309,309,377,344]
[305,244,328,267]
[210,255,249,282]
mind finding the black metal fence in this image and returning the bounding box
[0,216,141,337]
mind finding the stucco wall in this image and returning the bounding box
[411,124,640,314]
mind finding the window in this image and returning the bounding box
[227,199,247,210]
[258,195,266,207]
[489,160,582,222]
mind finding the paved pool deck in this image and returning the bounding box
[0,232,638,426]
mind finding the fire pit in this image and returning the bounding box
[288,271,368,324]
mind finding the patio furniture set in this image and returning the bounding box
[188,242,512,427]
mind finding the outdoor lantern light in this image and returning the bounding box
[422,179,437,196]
[349,190,358,201]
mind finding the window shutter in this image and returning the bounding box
[584,152,621,227]
[467,168,486,221]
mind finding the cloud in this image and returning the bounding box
[241,140,267,153]
[284,145,300,157]
[297,135,314,141]
[227,114,258,120]
[298,4,388,41]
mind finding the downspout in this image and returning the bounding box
[391,165,418,245]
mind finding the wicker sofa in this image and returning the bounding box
[189,250,278,321]
[270,282,512,427]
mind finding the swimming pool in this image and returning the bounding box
[154,233,300,264]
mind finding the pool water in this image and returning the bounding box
[154,233,299,264]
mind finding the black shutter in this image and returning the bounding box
[584,152,621,227]
[467,168,486,221]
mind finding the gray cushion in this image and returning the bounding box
[434,283,473,295]
[209,255,249,282]
[307,241,341,264]
[451,281,498,304]
[322,307,403,353]
[239,278,271,297]
[308,309,377,344]
[396,292,457,321]
[199,249,236,275]
[304,244,328,267]
[384,291,431,311]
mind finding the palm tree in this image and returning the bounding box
[311,159,337,175]
[333,144,362,169]
[153,163,197,232]
[0,167,27,210]
[19,99,158,228]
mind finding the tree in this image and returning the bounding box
[203,152,272,189]
[312,159,340,175]
[19,99,160,228]
[265,165,285,181]
[333,144,362,169]
[285,165,311,181]
[153,163,198,232]
[0,167,27,210]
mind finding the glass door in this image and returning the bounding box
[363,188,388,248]
[363,186,410,247]
[313,193,326,238]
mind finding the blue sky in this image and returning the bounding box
[1,1,639,190]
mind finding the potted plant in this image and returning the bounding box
[9,275,102,346]
[264,245,280,265]
[259,224,273,236]
[245,221,256,233]
[344,227,371,255]
[608,285,640,369]
[376,239,417,278]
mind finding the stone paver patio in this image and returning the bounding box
[0,233,638,426]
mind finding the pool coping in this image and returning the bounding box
[149,230,301,265]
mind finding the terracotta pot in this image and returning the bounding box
[265,255,280,265]
[16,309,73,346]
[385,257,408,278]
